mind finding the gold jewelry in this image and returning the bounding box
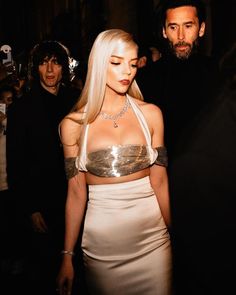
[100,97,130,128]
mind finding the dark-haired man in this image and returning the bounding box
[137,1,220,294]
[6,40,80,295]
[137,0,219,163]
[169,43,236,295]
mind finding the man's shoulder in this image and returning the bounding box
[194,54,219,69]
[9,92,30,111]
[60,84,80,99]
[59,84,80,107]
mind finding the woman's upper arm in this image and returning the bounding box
[59,116,81,158]
[144,103,165,148]
[61,116,87,200]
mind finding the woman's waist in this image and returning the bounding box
[86,168,150,185]
[87,174,155,203]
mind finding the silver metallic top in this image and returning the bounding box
[86,144,153,177]
[63,95,168,179]
[64,145,167,179]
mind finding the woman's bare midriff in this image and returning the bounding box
[86,167,150,185]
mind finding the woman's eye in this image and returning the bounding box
[111,62,120,65]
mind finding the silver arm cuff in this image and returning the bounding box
[154,146,168,167]
[64,157,78,179]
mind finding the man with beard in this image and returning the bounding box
[137,2,221,294]
[136,0,219,164]
[168,42,236,295]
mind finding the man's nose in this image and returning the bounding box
[46,62,53,72]
[178,27,185,40]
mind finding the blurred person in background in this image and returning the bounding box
[0,84,27,295]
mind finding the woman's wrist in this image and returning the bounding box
[61,250,75,256]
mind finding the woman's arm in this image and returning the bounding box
[144,103,171,227]
[57,116,87,295]
[150,164,171,227]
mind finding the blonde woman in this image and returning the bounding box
[57,29,172,295]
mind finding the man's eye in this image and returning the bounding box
[40,59,50,65]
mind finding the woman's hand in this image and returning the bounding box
[56,258,74,295]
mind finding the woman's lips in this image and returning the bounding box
[119,79,130,85]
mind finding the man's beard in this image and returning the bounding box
[168,39,199,60]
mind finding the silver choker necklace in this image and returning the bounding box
[100,98,130,128]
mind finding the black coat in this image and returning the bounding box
[136,53,219,163]
[169,83,236,294]
[6,82,79,222]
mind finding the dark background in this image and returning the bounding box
[0,0,236,67]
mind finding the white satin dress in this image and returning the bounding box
[77,95,172,295]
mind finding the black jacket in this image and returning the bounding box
[168,81,236,294]
[136,53,219,163]
[6,82,79,221]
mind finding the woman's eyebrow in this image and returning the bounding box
[111,55,138,61]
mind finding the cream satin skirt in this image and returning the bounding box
[81,176,172,295]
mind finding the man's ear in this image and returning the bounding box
[138,56,147,68]
[162,27,168,39]
[199,22,206,37]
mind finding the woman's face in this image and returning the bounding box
[106,42,138,95]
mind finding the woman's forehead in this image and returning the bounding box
[111,42,137,56]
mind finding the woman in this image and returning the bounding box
[57,29,172,295]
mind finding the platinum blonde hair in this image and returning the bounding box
[64,29,144,161]
[72,29,143,125]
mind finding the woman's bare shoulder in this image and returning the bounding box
[60,111,84,146]
[63,110,83,124]
[135,98,162,118]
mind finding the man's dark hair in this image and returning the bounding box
[160,0,206,28]
[30,40,70,84]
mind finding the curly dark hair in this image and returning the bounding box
[29,40,70,84]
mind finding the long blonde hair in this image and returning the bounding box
[72,29,143,124]
[64,29,144,158]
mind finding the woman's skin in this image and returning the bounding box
[57,39,170,295]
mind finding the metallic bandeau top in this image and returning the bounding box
[86,144,153,177]
[74,144,167,178]
[65,145,167,179]
[65,95,168,179]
